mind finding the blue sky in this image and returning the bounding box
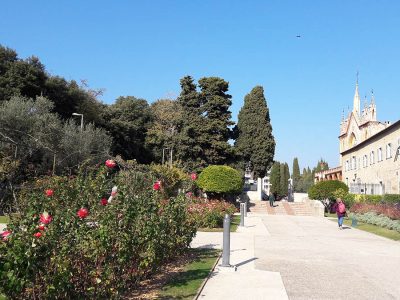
[1,1,400,171]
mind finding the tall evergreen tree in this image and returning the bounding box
[279,163,286,196]
[198,77,234,166]
[270,161,281,195]
[175,76,205,170]
[292,157,301,192]
[235,86,275,178]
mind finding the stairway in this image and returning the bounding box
[249,200,313,216]
[248,200,268,214]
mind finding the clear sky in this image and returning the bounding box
[1,1,400,171]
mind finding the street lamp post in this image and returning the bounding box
[72,113,83,132]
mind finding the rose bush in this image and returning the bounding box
[187,197,237,228]
[0,165,196,299]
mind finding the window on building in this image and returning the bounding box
[345,160,349,171]
[386,143,392,159]
[363,155,368,168]
[378,147,382,162]
[370,151,375,164]
[352,156,356,170]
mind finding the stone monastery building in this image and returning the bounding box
[340,80,400,194]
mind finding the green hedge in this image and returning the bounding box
[383,194,400,204]
[346,194,400,206]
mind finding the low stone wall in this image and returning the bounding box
[305,198,325,217]
[294,193,308,203]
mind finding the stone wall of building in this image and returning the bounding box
[341,121,400,194]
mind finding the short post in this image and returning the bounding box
[351,216,358,227]
[240,203,245,227]
[244,201,247,217]
[221,214,231,267]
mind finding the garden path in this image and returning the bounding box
[256,215,400,299]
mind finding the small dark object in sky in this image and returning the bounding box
[296,35,301,38]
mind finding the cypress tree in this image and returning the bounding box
[198,77,234,166]
[270,161,281,195]
[283,162,290,195]
[279,163,287,196]
[235,86,275,178]
[175,76,205,170]
[292,157,301,192]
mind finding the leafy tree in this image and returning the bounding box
[0,45,47,101]
[269,161,281,195]
[308,180,349,211]
[292,157,301,191]
[198,77,235,166]
[235,86,275,178]
[197,165,243,199]
[0,96,111,211]
[146,99,182,163]
[102,96,152,163]
[175,76,205,171]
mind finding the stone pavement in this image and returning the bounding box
[191,213,400,300]
[191,213,289,300]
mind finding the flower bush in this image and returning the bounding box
[187,197,237,228]
[0,165,196,299]
[350,203,400,220]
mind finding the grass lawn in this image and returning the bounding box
[198,214,240,232]
[157,248,220,299]
[326,214,400,241]
[0,215,9,224]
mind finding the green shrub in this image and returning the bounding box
[308,180,349,201]
[349,212,400,233]
[149,164,194,198]
[197,165,243,199]
[187,199,237,228]
[0,164,196,299]
[343,193,356,208]
[383,194,400,204]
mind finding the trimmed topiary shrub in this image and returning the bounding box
[308,180,349,201]
[197,165,243,199]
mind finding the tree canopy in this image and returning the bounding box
[235,86,275,178]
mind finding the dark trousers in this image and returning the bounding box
[269,200,274,207]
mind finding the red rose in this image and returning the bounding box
[105,159,116,168]
[38,224,46,231]
[45,189,54,197]
[40,212,52,225]
[1,230,11,241]
[153,181,161,191]
[77,208,89,219]
[100,198,108,206]
[34,232,42,238]
[190,173,197,181]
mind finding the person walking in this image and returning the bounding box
[269,192,275,207]
[336,198,346,229]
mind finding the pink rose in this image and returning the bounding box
[1,230,11,241]
[34,232,42,238]
[105,159,116,168]
[45,189,54,197]
[40,212,52,225]
[190,173,197,181]
[38,224,46,231]
[77,208,89,219]
[186,192,193,197]
[153,181,161,191]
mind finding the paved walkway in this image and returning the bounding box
[191,213,400,300]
